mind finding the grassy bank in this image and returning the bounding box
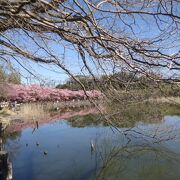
[0,100,100,130]
[0,94,179,132]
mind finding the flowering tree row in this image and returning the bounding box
[7,84,103,102]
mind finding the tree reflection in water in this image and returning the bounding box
[2,103,180,180]
[94,133,180,180]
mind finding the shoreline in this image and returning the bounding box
[0,99,101,133]
[0,97,179,134]
[6,107,99,134]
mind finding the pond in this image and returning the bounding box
[3,105,180,180]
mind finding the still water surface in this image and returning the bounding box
[4,114,180,180]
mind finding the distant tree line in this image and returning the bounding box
[0,66,21,101]
[56,72,179,97]
[0,66,21,85]
[56,72,156,90]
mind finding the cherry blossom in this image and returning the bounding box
[6,84,103,102]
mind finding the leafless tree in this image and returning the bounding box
[0,0,179,82]
[0,0,180,130]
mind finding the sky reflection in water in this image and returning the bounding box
[4,114,180,180]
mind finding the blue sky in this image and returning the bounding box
[3,30,85,85]
[1,1,180,85]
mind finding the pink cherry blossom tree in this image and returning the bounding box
[6,84,103,103]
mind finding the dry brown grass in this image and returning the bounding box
[0,108,16,116]
[0,108,13,129]
[18,103,49,121]
[17,100,94,121]
[152,97,180,105]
